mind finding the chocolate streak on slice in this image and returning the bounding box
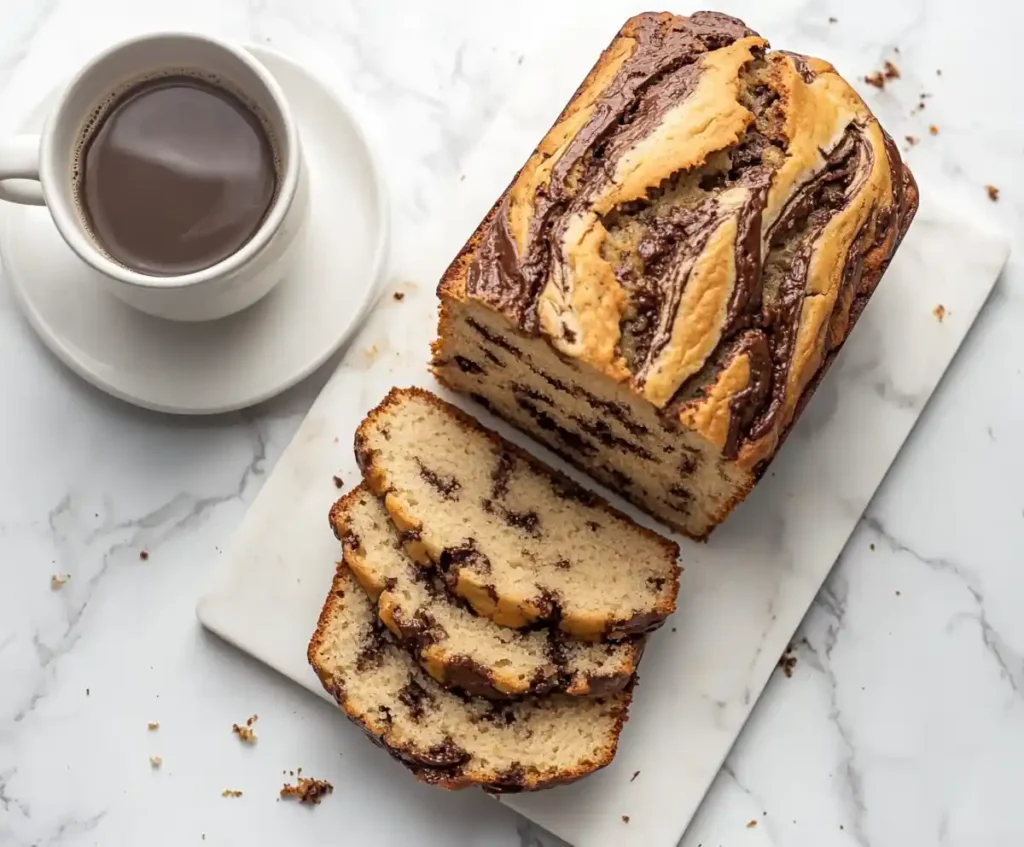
[415,458,462,501]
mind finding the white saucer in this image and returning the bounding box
[0,45,388,415]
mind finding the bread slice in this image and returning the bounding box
[332,485,644,699]
[354,387,681,640]
[308,564,631,791]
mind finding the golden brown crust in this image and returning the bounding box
[353,386,681,636]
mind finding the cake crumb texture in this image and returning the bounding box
[331,486,645,698]
[354,387,680,638]
[307,565,632,792]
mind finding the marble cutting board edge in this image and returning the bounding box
[196,24,1011,847]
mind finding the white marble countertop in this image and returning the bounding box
[1,1,1022,846]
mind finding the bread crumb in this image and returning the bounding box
[332,475,343,489]
[929,125,939,135]
[778,642,798,677]
[148,721,160,731]
[280,777,334,805]
[393,292,405,301]
[864,71,885,89]
[363,344,380,363]
[779,655,797,677]
[883,61,900,79]
[621,816,630,824]
[747,820,758,828]
[150,756,162,768]
[333,436,339,444]
[232,714,258,743]
[86,688,90,696]
[828,16,838,23]
[933,304,946,322]
[870,543,876,551]
[896,590,902,596]
[631,770,640,782]
[50,574,70,589]
[905,135,918,146]
[221,789,243,798]
[936,68,942,75]
[139,550,149,561]
[987,185,1000,201]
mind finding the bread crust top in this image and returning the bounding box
[439,11,918,470]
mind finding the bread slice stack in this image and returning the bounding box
[309,387,681,792]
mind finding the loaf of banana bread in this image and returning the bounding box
[433,11,918,538]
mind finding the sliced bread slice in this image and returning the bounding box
[308,564,631,792]
[332,486,644,699]
[354,387,681,640]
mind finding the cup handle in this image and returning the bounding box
[0,136,44,206]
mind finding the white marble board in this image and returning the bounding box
[197,16,1010,847]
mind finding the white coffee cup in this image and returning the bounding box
[0,33,309,322]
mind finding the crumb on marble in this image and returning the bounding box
[631,770,640,782]
[937,68,942,75]
[905,135,918,146]
[828,16,838,23]
[747,820,758,828]
[621,816,630,824]
[393,291,405,302]
[896,590,902,596]
[929,125,939,135]
[671,627,677,633]
[883,60,900,79]
[280,776,334,805]
[148,721,160,731]
[139,550,149,561]
[778,644,798,678]
[332,475,343,489]
[150,756,162,768]
[50,573,70,589]
[864,71,885,89]
[363,344,380,363]
[232,714,258,743]
[221,789,243,798]
[987,185,1000,201]
[86,688,90,696]
[933,304,946,322]
[870,543,876,551]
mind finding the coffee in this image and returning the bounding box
[74,74,278,276]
